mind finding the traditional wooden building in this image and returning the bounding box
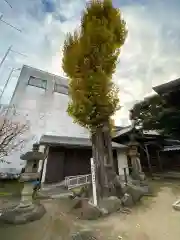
[112,78,180,178]
[39,135,128,184]
[113,127,165,175]
[153,78,180,177]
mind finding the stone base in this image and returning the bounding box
[0,203,46,225]
[71,196,124,220]
[121,193,134,207]
[71,199,101,220]
[98,196,122,215]
[122,184,144,203]
[127,176,154,196]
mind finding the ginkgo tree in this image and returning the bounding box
[62,0,127,199]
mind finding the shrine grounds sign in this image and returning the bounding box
[90,157,97,206]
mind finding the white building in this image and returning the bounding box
[10,65,89,139]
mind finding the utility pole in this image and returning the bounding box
[0,67,21,102]
[0,45,12,69]
[0,12,24,69]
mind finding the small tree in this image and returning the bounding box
[131,95,166,130]
[62,0,127,199]
[0,105,29,162]
[131,94,180,139]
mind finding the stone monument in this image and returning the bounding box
[127,139,152,196]
[0,143,46,224]
[128,140,145,182]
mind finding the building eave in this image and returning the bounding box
[153,78,180,95]
[40,134,127,150]
[23,65,68,82]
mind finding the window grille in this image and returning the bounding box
[54,82,68,95]
[28,76,47,90]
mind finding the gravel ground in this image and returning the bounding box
[0,180,180,240]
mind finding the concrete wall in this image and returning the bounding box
[10,65,89,139]
[117,149,129,179]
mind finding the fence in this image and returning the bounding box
[65,174,92,190]
[64,167,132,190]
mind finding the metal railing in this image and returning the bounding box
[65,174,92,190]
[64,168,132,190]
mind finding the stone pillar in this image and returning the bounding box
[128,142,145,181]
[20,183,34,208]
[131,156,142,173]
[19,172,39,208]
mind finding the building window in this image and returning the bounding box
[54,82,68,95]
[28,76,47,90]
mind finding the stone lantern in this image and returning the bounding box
[19,143,44,207]
[127,135,146,182]
[0,143,46,224]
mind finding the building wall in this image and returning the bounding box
[117,149,129,179]
[10,65,89,139]
[4,65,89,169]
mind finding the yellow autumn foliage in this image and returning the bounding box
[62,0,127,130]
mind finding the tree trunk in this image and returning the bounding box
[102,121,118,196]
[98,127,107,197]
[91,132,100,203]
[91,121,117,201]
[103,121,114,170]
[91,127,107,201]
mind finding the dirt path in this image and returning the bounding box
[91,181,180,239]
[0,180,180,240]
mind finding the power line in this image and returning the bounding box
[0,45,28,70]
[10,49,27,58]
[1,19,21,32]
[0,14,22,32]
[3,0,13,9]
